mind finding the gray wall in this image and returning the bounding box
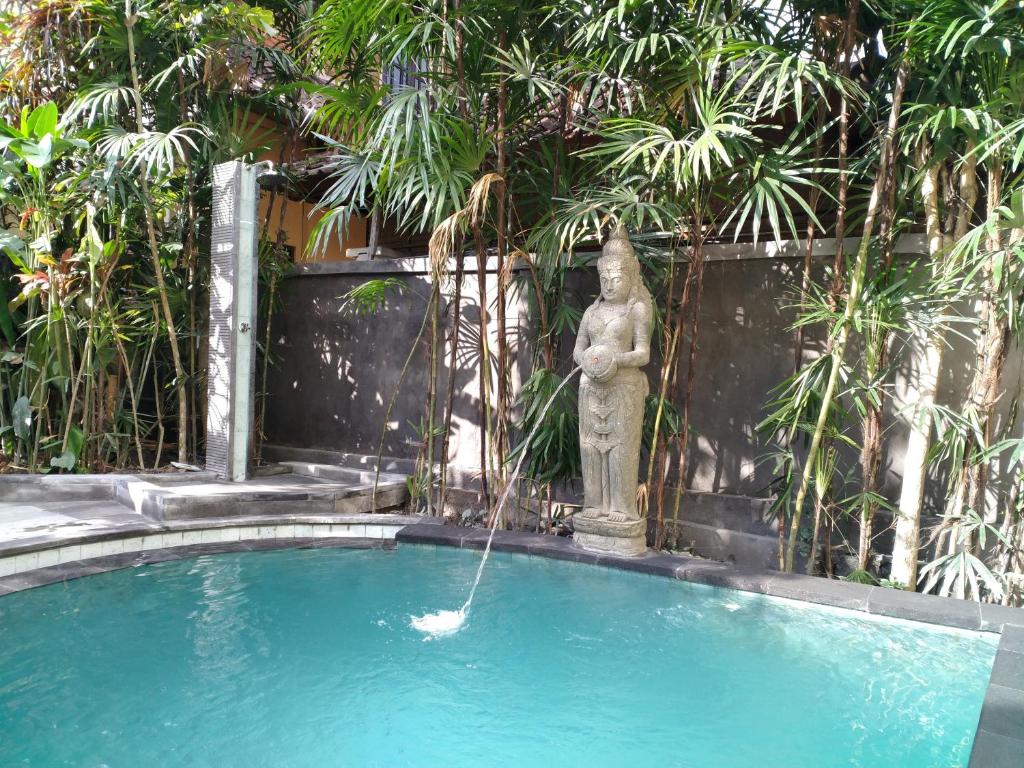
[263,239,1022,515]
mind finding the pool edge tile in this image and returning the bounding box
[866,585,982,630]
[766,572,872,612]
[975,683,1024,743]
[969,728,1024,768]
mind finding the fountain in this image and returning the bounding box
[411,224,652,636]
[411,364,582,638]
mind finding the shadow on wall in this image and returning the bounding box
[263,258,817,497]
[885,291,1024,516]
[262,268,535,477]
[261,255,1021,508]
[677,258,819,495]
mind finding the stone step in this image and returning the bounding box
[667,521,780,571]
[123,474,409,522]
[0,472,220,504]
[261,444,415,476]
[279,461,406,486]
[674,491,777,537]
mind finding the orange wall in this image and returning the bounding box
[251,114,367,262]
[259,192,368,262]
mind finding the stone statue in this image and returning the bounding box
[572,225,652,557]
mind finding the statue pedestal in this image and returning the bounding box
[573,515,647,557]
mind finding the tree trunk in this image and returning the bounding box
[125,1,188,464]
[854,97,907,573]
[830,0,860,302]
[962,161,1007,523]
[494,28,510,484]
[890,141,958,588]
[797,4,856,571]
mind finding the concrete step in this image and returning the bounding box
[123,474,409,522]
[279,461,407,486]
[0,472,220,504]
[668,521,780,571]
[675,491,777,537]
[261,444,415,476]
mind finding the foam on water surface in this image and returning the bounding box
[410,608,466,638]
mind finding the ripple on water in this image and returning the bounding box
[0,546,998,768]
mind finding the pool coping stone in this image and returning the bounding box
[395,523,1024,768]
[0,537,395,594]
[970,626,1024,765]
[971,627,1024,767]
[395,523,1022,633]
[0,513,426,559]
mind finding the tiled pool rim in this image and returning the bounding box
[0,521,1020,767]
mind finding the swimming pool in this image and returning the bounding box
[0,545,998,766]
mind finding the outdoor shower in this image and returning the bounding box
[205,160,283,481]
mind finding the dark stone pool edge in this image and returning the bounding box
[395,523,1024,768]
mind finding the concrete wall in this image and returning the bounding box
[263,237,1022,517]
[263,257,532,474]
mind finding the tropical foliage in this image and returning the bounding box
[0,0,303,470]
[2,0,1022,605]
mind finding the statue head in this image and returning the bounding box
[597,224,644,306]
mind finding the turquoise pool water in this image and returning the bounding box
[0,545,997,767]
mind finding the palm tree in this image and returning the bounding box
[306,0,850,531]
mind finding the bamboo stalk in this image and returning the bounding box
[103,290,145,468]
[472,225,494,510]
[669,233,707,548]
[646,259,680,547]
[124,0,188,464]
[891,138,969,588]
[494,28,510,483]
[438,248,467,515]
[425,273,441,517]
[785,60,909,572]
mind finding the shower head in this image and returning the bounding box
[253,161,289,192]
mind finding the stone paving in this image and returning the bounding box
[0,463,413,564]
[0,499,158,550]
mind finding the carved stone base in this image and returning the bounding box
[573,515,648,557]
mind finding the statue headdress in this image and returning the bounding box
[594,224,652,310]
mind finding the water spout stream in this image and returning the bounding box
[411,366,583,638]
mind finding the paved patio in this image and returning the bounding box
[0,462,416,572]
[0,499,152,547]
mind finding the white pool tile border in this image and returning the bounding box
[0,523,402,579]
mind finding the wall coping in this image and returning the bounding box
[285,234,929,278]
